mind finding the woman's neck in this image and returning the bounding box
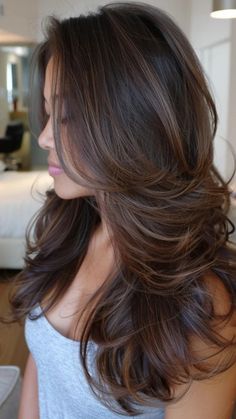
[72,219,116,294]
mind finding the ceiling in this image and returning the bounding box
[0,28,31,44]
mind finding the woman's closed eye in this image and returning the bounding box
[60,116,68,125]
[43,110,67,126]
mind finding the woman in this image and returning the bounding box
[7,2,236,418]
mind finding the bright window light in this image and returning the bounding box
[6,62,13,104]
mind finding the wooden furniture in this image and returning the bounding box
[0,280,28,375]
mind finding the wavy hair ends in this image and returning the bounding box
[7,1,236,416]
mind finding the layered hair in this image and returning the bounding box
[6,2,236,415]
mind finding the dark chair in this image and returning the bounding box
[0,121,24,170]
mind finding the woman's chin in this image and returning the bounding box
[53,183,93,200]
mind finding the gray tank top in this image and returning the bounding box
[24,304,165,418]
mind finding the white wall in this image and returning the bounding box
[190,0,231,49]
[189,0,236,183]
[227,21,236,185]
[0,0,38,42]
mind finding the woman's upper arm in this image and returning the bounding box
[18,352,40,419]
[164,362,236,419]
[165,274,236,419]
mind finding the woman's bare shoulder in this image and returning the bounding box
[204,269,236,327]
[165,271,236,419]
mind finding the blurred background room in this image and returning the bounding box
[0,1,236,417]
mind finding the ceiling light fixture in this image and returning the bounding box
[211,0,236,18]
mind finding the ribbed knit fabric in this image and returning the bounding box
[24,304,165,419]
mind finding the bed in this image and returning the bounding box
[0,170,52,269]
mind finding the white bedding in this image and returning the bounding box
[0,170,52,238]
[0,170,52,268]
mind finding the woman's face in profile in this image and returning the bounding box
[38,57,93,200]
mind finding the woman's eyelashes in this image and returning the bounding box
[60,116,68,125]
[55,112,68,125]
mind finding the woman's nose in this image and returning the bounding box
[38,117,55,151]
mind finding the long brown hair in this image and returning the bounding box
[6,2,236,415]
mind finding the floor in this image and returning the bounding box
[0,270,28,377]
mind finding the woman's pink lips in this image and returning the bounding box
[48,165,64,176]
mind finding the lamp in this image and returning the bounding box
[211,0,236,18]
